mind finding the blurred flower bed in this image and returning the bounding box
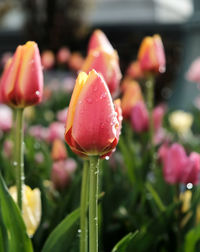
[1,30,200,252]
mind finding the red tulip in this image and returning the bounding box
[65,70,122,158]
[82,29,122,95]
[82,50,121,95]
[0,41,43,108]
[87,29,114,54]
[138,34,166,74]
[121,78,143,119]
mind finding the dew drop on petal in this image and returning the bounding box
[86,97,93,104]
[105,156,110,160]
[35,91,40,96]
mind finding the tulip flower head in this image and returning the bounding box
[159,143,200,185]
[138,34,166,74]
[121,78,143,119]
[51,138,68,161]
[169,110,193,135]
[65,70,122,158]
[126,60,144,80]
[0,41,43,108]
[9,185,41,237]
[82,29,122,95]
[186,57,200,84]
[87,29,114,54]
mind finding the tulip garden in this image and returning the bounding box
[1,30,200,252]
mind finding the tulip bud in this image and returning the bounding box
[0,105,12,131]
[169,110,193,135]
[48,122,65,142]
[57,47,70,64]
[181,152,200,185]
[153,105,165,131]
[9,185,41,237]
[158,143,169,162]
[56,108,68,123]
[51,159,77,190]
[126,60,144,80]
[138,34,166,74]
[51,139,68,161]
[83,29,122,95]
[162,143,190,184]
[41,50,55,70]
[87,29,114,54]
[65,70,122,158]
[121,78,143,119]
[186,57,200,84]
[82,49,121,95]
[0,41,43,108]
[68,52,84,71]
[131,101,149,132]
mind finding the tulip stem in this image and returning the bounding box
[146,74,155,169]
[89,156,99,252]
[15,108,24,211]
[80,160,89,252]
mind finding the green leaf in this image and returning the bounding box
[112,231,139,252]
[146,182,166,212]
[0,173,33,252]
[42,208,80,252]
[184,224,200,252]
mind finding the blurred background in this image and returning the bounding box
[0,0,199,109]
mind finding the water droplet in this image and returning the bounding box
[100,93,107,99]
[78,229,81,233]
[13,161,18,166]
[159,66,165,73]
[93,85,98,92]
[105,156,110,160]
[35,91,40,96]
[186,183,193,190]
[86,97,93,104]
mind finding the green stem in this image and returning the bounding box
[15,108,24,211]
[89,156,99,252]
[80,160,89,252]
[175,184,181,252]
[146,75,155,169]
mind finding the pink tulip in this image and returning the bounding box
[186,58,200,83]
[29,125,49,141]
[0,105,12,131]
[48,122,65,142]
[51,158,77,190]
[153,105,165,131]
[163,143,190,184]
[159,143,200,185]
[57,47,70,64]
[56,108,68,124]
[41,50,55,70]
[131,101,149,132]
[181,152,200,185]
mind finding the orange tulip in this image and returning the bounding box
[65,70,122,158]
[82,29,122,95]
[0,41,43,108]
[138,34,165,74]
[51,139,68,161]
[121,78,143,119]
